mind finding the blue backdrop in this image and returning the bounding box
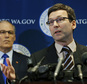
[0,0,87,56]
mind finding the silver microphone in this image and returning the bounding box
[77,65,83,80]
[54,56,63,78]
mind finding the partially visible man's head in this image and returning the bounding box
[48,3,76,22]
[0,20,16,51]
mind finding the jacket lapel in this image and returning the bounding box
[12,51,20,72]
[73,43,83,62]
[46,43,59,63]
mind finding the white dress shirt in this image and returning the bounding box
[0,50,13,70]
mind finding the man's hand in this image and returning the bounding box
[0,58,16,80]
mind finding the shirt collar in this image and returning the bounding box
[68,40,76,52]
[0,51,4,58]
[55,39,76,53]
[55,43,63,54]
[0,50,13,58]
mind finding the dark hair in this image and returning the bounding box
[48,3,76,22]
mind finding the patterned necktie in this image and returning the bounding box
[62,46,74,70]
[2,54,9,84]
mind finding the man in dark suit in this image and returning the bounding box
[31,43,87,81]
[0,20,29,84]
[29,3,87,82]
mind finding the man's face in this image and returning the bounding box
[0,21,16,50]
[48,10,76,43]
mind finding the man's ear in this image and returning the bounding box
[71,20,76,30]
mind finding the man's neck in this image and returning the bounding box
[55,39,73,46]
[0,47,12,53]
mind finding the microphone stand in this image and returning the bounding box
[54,56,63,84]
[81,79,84,84]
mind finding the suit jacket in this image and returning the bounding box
[0,51,29,84]
[31,42,87,81]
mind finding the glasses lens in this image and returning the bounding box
[46,17,69,26]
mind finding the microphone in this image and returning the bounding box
[74,54,84,84]
[19,56,45,83]
[77,64,84,84]
[54,56,63,78]
[38,63,57,74]
[27,56,45,73]
[74,57,83,80]
[77,65,83,80]
[81,52,87,65]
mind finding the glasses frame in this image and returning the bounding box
[0,30,15,35]
[46,17,70,26]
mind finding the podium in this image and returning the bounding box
[18,81,87,84]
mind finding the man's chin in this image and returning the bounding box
[3,46,12,49]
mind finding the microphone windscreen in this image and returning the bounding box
[81,52,87,65]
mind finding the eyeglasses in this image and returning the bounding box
[46,17,70,26]
[0,30,15,35]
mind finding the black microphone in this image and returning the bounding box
[81,52,87,65]
[19,56,45,83]
[54,56,63,78]
[27,56,45,73]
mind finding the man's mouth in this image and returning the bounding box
[4,40,10,43]
[55,30,61,34]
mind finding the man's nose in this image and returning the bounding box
[5,32,9,37]
[53,21,59,26]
